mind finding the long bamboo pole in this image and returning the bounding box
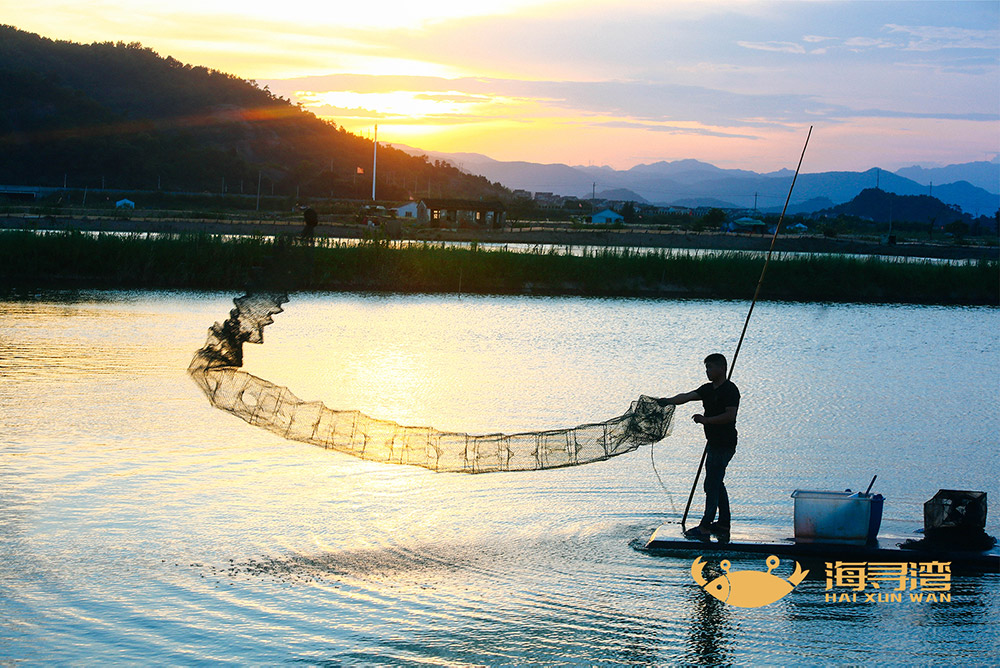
[680,126,813,534]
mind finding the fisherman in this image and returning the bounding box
[659,353,740,538]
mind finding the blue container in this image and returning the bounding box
[791,490,885,545]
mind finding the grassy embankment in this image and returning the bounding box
[1,230,997,304]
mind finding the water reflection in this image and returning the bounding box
[203,532,684,665]
[684,581,733,666]
[1,291,998,664]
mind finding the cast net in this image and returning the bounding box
[189,292,674,473]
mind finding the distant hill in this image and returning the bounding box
[895,161,999,194]
[929,181,1000,217]
[394,144,597,196]
[594,188,648,204]
[817,188,969,226]
[670,197,742,209]
[404,146,998,215]
[620,159,787,184]
[0,26,506,200]
[761,196,836,215]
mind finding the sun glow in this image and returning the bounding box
[302,91,484,120]
[296,88,548,146]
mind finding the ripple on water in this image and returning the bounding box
[1,292,998,664]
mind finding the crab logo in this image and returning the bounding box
[691,555,809,608]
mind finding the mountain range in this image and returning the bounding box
[394,145,999,216]
[2,26,995,216]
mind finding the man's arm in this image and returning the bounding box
[693,406,738,425]
[658,391,700,406]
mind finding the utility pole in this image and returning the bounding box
[592,182,596,200]
[222,176,225,194]
[63,173,67,189]
[753,191,759,213]
[372,124,378,202]
[255,170,262,211]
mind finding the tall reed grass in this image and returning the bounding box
[1,231,996,304]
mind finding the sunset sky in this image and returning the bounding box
[6,0,999,172]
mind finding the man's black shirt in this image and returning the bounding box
[695,380,740,446]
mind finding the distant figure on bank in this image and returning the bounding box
[658,353,740,538]
[301,207,318,240]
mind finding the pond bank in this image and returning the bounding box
[2,214,996,262]
[1,231,997,304]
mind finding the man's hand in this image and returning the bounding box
[692,407,737,425]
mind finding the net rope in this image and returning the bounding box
[189,291,675,473]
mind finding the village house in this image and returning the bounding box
[725,216,766,233]
[590,208,624,224]
[394,201,419,219]
[416,198,506,228]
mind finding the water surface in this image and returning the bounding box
[1,291,997,664]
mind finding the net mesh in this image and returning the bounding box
[189,292,675,473]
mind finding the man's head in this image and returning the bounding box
[703,353,728,382]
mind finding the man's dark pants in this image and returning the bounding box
[701,441,736,527]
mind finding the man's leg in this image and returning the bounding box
[701,443,736,527]
[717,479,730,527]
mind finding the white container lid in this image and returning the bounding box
[790,490,856,498]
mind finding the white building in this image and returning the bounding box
[395,201,419,218]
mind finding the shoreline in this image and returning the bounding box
[2,230,997,305]
[2,215,997,262]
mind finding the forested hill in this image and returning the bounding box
[0,26,507,200]
[818,188,971,226]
